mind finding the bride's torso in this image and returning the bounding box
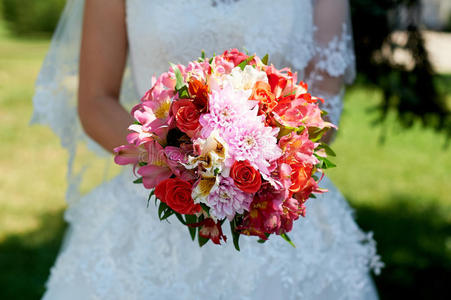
[125,0,315,95]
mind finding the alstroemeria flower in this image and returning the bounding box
[185,131,228,177]
[238,182,285,239]
[278,131,319,166]
[272,95,336,130]
[137,141,172,189]
[113,144,147,166]
[189,218,227,245]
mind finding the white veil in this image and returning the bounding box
[31,0,138,205]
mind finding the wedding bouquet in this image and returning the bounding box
[114,49,337,250]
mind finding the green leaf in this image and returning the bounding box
[230,221,241,251]
[198,234,209,247]
[308,127,328,142]
[158,202,168,220]
[238,55,255,71]
[133,177,143,184]
[174,213,187,225]
[178,85,190,99]
[201,50,206,59]
[170,63,185,91]
[258,233,270,243]
[147,189,154,208]
[200,203,210,215]
[261,54,269,65]
[160,206,175,221]
[317,142,336,157]
[185,214,198,241]
[295,125,306,134]
[315,154,336,169]
[309,193,317,199]
[280,233,296,248]
[160,209,174,221]
[133,120,142,125]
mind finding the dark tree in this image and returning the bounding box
[351,0,450,138]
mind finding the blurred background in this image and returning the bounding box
[0,0,450,299]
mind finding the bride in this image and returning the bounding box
[32,0,382,299]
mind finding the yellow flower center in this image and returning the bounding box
[154,100,171,119]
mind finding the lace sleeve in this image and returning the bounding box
[305,0,356,127]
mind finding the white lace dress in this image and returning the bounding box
[33,0,382,299]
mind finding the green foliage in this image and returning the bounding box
[445,12,451,33]
[261,53,269,65]
[237,55,255,70]
[133,177,143,184]
[230,220,240,251]
[1,0,65,35]
[280,233,295,248]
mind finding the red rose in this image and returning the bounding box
[154,178,201,215]
[172,99,200,137]
[222,48,250,66]
[230,160,262,193]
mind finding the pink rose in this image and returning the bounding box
[222,48,249,66]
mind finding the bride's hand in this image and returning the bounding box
[77,0,132,153]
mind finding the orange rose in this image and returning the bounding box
[250,81,277,114]
[188,78,209,112]
[155,178,201,215]
[289,164,310,193]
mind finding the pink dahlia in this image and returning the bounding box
[207,177,253,221]
[198,82,256,138]
[223,117,282,175]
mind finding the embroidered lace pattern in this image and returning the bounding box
[44,172,382,300]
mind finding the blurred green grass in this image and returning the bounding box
[0,23,450,299]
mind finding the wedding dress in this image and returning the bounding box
[32,0,383,299]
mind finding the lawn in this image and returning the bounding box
[0,27,450,299]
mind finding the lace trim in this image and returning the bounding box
[307,23,356,84]
[318,89,345,127]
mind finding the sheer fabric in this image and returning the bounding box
[33,0,383,299]
[306,0,356,126]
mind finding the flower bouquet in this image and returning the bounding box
[114,49,337,250]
